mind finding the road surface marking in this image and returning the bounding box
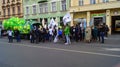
[103,48,120,51]
[0,42,120,58]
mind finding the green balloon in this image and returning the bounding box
[3,17,31,34]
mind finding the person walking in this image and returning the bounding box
[30,30,35,43]
[14,29,21,42]
[64,24,71,45]
[97,25,101,42]
[99,24,105,43]
[35,27,40,44]
[49,27,53,42]
[75,25,79,42]
[94,26,98,41]
[92,26,98,41]
[7,29,13,43]
[42,27,47,42]
[105,24,109,38]
[58,27,63,40]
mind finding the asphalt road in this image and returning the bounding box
[0,35,120,67]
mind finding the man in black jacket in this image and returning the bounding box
[99,24,105,43]
[14,29,21,42]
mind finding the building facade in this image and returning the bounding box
[70,0,120,34]
[0,0,3,27]
[23,0,70,26]
[0,0,23,23]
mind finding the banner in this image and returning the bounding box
[83,19,87,28]
[89,18,93,26]
[48,18,56,28]
[63,13,72,25]
[50,18,55,25]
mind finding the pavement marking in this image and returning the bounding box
[103,48,120,51]
[108,38,120,40]
[0,42,120,58]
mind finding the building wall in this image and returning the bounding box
[23,0,70,25]
[71,0,118,7]
[0,0,23,21]
[70,0,120,34]
[0,0,3,22]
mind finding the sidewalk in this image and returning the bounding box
[0,34,120,47]
[105,34,120,45]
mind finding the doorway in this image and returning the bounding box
[111,16,120,34]
[94,17,103,26]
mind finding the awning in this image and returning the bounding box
[38,0,48,3]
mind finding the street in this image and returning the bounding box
[0,35,120,67]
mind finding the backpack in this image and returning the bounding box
[58,30,62,35]
[106,26,109,32]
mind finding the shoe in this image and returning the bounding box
[104,37,108,39]
[65,43,68,45]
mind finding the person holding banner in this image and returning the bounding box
[62,13,72,45]
[64,24,71,45]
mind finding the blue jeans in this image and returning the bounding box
[65,35,71,44]
[100,32,104,43]
[0,31,1,38]
[8,36,13,43]
[16,35,21,42]
[30,37,35,43]
[49,35,53,42]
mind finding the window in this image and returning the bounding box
[51,2,56,12]
[33,5,37,14]
[44,3,48,13]
[39,3,48,13]
[12,7,15,15]
[8,7,10,16]
[103,0,109,3]
[26,7,29,15]
[90,0,96,4]
[3,0,5,4]
[39,4,43,13]
[3,9,6,17]
[17,6,21,14]
[79,0,84,6]
[61,0,66,11]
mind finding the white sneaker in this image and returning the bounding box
[65,43,68,45]
[104,37,108,39]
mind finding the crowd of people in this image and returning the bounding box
[5,23,109,45]
[7,28,21,43]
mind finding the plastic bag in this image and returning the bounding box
[54,35,58,43]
